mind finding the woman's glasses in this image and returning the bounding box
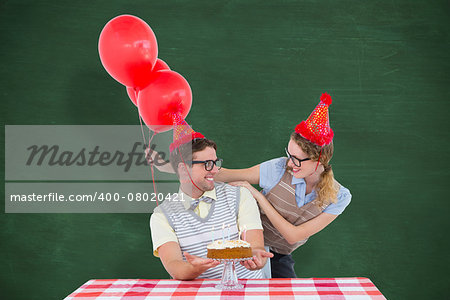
[285,148,310,167]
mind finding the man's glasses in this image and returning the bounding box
[190,159,223,171]
[285,148,310,167]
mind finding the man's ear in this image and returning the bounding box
[178,163,189,182]
[177,162,185,173]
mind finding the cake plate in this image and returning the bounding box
[212,258,251,290]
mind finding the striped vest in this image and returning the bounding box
[261,170,329,255]
[158,182,263,279]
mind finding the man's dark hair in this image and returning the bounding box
[169,138,217,175]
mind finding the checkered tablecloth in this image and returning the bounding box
[65,277,385,299]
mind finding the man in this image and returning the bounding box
[150,127,272,280]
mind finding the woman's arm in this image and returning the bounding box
[214,165,260,185]
[230,181,338,245]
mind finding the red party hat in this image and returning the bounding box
[295,93,334,147]
[169,114,205,152]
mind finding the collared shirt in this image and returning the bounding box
[259,157,351,215]
[150,186,263,257]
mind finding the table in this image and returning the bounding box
[65,278,385,299]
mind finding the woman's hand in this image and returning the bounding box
[230,181,267,208]
[229,181,260,198]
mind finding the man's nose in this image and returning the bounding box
[210,165,219,174]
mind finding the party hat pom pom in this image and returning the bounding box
[320,93,332,106]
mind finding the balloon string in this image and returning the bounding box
[138,111,159,205]
[179,151,203,193]
[172,112,202,195]
[138,113,147,147]
[315,149,322,172]
[147,132,159,206]
[147,132,156,150]
[147,130,155,147]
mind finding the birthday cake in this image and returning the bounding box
[206,240,253,259]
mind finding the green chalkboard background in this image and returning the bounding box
[1,0,449,299]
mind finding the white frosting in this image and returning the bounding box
[207,239,251,249]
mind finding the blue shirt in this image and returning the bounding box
[259,157,351,215]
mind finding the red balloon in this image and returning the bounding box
[138,70,192,133]
[152,58,170,72]
[126,87,138,106]
[98,15,158,89]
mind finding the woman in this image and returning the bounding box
[214,93,351,278]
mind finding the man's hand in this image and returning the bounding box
[184,252,220,273]
[145,146,158,164]
[158,242,219,280]
[240,248,273,270]
[144,146,175,173]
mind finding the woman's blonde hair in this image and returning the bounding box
[290,132,339,207]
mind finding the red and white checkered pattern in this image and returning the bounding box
[65,278,385,300]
